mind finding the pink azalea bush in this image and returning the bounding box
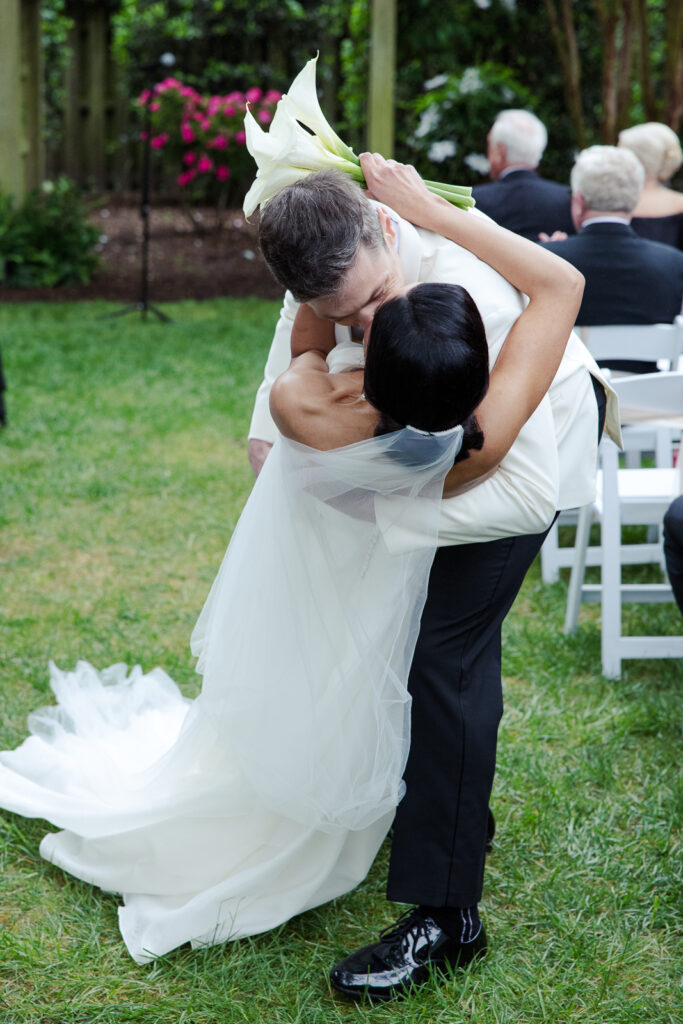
[137,78,282,204]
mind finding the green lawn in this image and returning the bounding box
[0,301,681,1023]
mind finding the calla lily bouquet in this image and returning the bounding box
[243,57,474,217]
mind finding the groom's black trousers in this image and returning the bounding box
[387,379,607,908]
[386,526,550,908]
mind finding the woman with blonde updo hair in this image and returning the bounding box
[618,122,683,249]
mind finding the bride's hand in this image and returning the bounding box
[359,153,447,228]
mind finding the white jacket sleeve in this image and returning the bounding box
[248,291,299,444]
[374,397,559,554]
[437,397,559,544]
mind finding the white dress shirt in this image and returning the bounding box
[248,207,620,545]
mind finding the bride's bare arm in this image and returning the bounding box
[290,303,336,359]
[270,353,377,450]
[359,153,584,494]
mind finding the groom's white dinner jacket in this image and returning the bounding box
[249,207,620,545]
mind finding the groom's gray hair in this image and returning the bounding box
[258,169,385,302]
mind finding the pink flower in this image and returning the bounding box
[257,109,272,124]
[264,89,282,104]
[150,133,169,148]
[139,130,149,141]
[138,89,151,105]
[208,96,222,116]
[197,155,213,173]
[212,135,228,150]
[180,86,198,99]
[235,130,246,145]
[181,124,195,143]
[183,151,197,165]
[200,118,211,132]
[215,166,230,181]
[223,105,236,117]
[225,91,244,104]
[177,170,196,186]
[149,101,161,112]
[245,87,262,103]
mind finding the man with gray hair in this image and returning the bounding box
[541,145,683,372]
[472,109,574,240]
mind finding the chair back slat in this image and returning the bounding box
[580,316,683,368]
[610,370,683,418]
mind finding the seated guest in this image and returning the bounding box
[472,109,574,240]
[618,122,683,250]
[663,496,683,615]
[540,145,683,373]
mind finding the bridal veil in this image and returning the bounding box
[0,428,460,962]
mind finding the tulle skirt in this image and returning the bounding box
[0,428,460,962]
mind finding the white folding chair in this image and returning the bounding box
[539,317,683,585]
[563,372,683,678]
[581,316,683,371]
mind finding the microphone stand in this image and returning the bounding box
[103,56,175,323]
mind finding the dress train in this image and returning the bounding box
[0,428,460,962]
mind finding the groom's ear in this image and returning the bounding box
[376,207,396,248]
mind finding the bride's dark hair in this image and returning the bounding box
[363,282,489,461]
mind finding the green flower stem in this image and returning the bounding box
[424,184,475,209]
[329,162,475,210]
[422,178,472,197]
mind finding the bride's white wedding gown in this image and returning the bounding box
[0,412,460,963]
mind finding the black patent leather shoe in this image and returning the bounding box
[329,908,487,1002]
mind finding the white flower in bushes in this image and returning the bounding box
[427,140,457,163]
[464,153,491,175]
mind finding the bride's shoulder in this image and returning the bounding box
[271,354,330,422]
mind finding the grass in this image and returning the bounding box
[1,300,681,1024]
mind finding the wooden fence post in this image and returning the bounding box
[63,1,117,190]
[0,0,28,199]
[21,0,45,190]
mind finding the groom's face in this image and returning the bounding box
[307,241,405,331]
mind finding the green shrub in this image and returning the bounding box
[399,63,535,187]
[0,177,100,288]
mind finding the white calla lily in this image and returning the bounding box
[243,163,312,219]
[243,106,363,217]
[243,58,475,217]
[280,55,359,163]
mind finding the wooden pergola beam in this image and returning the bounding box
[368,0,396,157]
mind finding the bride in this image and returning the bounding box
[0,160,581,964]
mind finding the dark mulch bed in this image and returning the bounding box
[0,203,284,304]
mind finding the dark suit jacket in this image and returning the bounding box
[541,222,683,372]
[631,211,683,251]
[472,169,574,240]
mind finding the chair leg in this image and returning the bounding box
[564,504,594,634]
[601,443,622,679]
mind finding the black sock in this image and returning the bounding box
[421,904,482,942]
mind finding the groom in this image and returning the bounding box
[248,158,617,1001]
